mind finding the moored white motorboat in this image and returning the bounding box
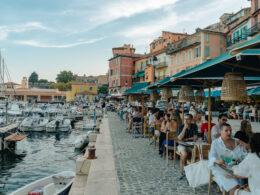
[20,117,49,132]
[10,171,75,195]
[46,117,71,132]
[83,123,95,130]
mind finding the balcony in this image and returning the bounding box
[248,22,260,36]
[226,34,248,48]
[155,62,168,69]
[167,37,200,54]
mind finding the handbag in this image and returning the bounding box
[184,144,210,188]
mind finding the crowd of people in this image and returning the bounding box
[114,101,260,195]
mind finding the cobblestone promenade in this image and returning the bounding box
[108,113,221,195]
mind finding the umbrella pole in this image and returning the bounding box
[182,102,184,124]
[208,86,212,143]
[142,95,144,116]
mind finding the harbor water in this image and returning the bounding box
[0,128,83,194]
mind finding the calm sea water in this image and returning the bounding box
[0,127,84,195]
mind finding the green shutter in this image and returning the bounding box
[205,46,210,57]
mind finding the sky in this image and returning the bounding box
[0,0,251,83]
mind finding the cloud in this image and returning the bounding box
[13,37,104,48]
[0,22,54,40]
[89,0,179,25]
[118,0,250,49]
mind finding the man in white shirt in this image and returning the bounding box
[211,114,228,142]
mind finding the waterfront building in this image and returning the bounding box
[167,29,226,75]
[108,44,143,96]
[248,0,260,37]
[150,31,188,53]
[97,74,108,86]
[66,81,97,102]
[5,88,66,101]
[4,82,21,89]
[222,8,251,50]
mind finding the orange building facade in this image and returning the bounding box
[167,29,226,75]
[149,31,188,53]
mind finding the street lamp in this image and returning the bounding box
[152,56,158,83]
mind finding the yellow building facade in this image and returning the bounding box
[66,81,98,102]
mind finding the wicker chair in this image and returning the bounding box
[208,170,227,195]
[154,124,161,147]
[143,116,152,138]
[163,131,175,164]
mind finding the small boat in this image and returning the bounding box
[83,123,95,130]
[74,131,91,149]
[10,171,75,195]
[46,116,71,132]
[20,117,49,132]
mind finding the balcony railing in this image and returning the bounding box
[155,62,168,68]
[226,34,248,48]
[248,22,260,36]
[167,37,200,54]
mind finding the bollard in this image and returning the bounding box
[87,146,97,159]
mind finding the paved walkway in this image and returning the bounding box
[108,113,220,195]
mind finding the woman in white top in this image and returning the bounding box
[208,123,247,194]
[233,133,260,195]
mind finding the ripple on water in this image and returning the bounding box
[0,130,80,194]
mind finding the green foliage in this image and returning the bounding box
[56,70,73,83]
[98,85,108,95]
[49,82,71,91]
[29,72,38,83]
[38,79,48,83]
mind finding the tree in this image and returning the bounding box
[98,85,108,95]
[56,70,73,83]
[29,72,38,83]
[49,82,71,91]
[38,79,48,83]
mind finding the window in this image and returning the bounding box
[112,60,114,66]
[141,62,143,70]
[116,68,117,75]
[188,50,192,61]
[116,80,118,86]
[220,36,223,44]
[233,32,236,42]
[80,86,82,91]
[89,87,93,90]
[255,0,258,11]
[171,56,173,65]
[193,47,201,58]
[116,58,118,64]
[163,70,166,77]
[177,54,180,64]
[206,33,210,42]
[205,46,210,57]
[220,48,223,55]
[182,52,186,62]
[244,26,247,39]
[110,69,113,76]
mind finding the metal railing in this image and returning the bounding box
[226,34,248,47]
[167,37,200,54]
[248,22,260,36]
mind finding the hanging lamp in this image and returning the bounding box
[178,85,194,103]
[195,88,206,103]
[221,72,247,101]
[150,90,160,101]
[161,87,172,100]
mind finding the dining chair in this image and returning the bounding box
[163,131,175,164]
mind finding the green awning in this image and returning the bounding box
[132,72,145,78]
[146,76,171,90]
[123,82,150,95]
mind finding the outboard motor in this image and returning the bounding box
[55,120,60,130]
